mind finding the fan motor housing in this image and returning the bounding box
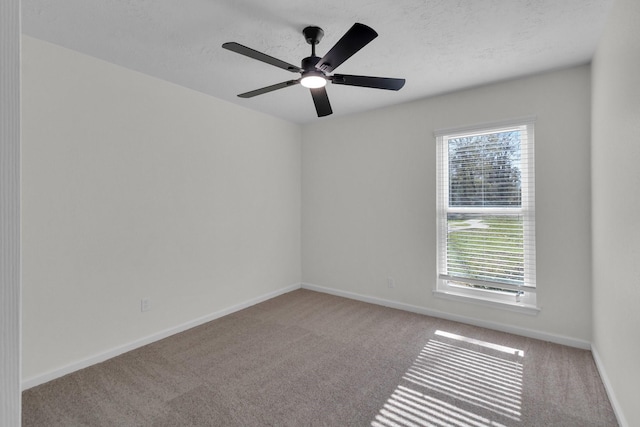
[301,55,322,72]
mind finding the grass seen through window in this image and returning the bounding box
[447,215,524,286]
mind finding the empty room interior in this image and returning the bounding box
[2,0,639,425]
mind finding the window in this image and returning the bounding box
[435,119,537,312]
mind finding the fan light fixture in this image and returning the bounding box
[300,72,326,88]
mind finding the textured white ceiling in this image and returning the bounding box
[22,0,613,123]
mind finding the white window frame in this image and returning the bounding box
[434,118,539,314]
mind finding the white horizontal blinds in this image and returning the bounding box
[448,129,522,208]
[446,213,525,286]
[520,122,536,289]
[437,120,535,290]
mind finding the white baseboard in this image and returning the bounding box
[22,281,595,390]
[301,283,591,350]
[591,345,628,427]
[21,283,301,391]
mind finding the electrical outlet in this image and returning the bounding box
[141,297,151,312]
[387,277,395,289]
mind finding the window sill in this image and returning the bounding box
[433,289,541,316]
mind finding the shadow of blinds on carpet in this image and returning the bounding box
[372,330,524,427]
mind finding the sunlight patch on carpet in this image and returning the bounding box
[372,330,524,427]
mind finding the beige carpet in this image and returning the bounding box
[22,289,617,426]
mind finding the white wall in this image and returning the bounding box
[1,0,21,424]
[21,36,301,382]
[591,0,640,425]
[302,65,593,344]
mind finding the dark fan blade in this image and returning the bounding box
[238,80,300,98]
[316,23,378,73]
[222,42,302,73]
[310,87,332,117]
[331,74,405,90]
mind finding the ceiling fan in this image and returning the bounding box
[222,23,406,118]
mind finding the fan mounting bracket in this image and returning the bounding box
[303,26,324,45]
